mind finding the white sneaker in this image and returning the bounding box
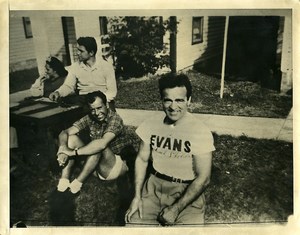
[69,179,82,194]
[57,178,70,192]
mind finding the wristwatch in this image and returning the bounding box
[74,147,79,156]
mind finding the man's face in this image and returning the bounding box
[76,44,92,62]
[162,86,190,123]
[89,96,108,122]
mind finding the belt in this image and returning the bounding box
[150,167,193,184]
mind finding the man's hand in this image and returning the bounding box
[56,145,75,167]
[125,197,143,223]
[157,204,180,226]
[49,91,60,102]
[57,152,69,167]
[58,146,75,157]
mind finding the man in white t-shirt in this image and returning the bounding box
[125,73,215,226]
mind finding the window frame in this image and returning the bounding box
[191,16,203,45]
[23,17,33,38]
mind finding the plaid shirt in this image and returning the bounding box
[73,110,134,155]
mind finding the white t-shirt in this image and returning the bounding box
[136,112,215,180]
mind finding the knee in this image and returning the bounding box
[67,135,83,149]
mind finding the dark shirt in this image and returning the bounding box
[43,76,65,97]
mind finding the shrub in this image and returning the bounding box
[107,16,170,79]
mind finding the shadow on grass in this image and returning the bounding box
[205,134,293,224]
[10,68,39,94]
[48,190,77,226]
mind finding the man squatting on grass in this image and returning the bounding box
[55,91,136,194]
[125,73,215,226]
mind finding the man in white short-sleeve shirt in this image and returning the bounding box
[125,73,215,226]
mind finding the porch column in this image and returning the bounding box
[169,16,177,74]
[280,15,292,93]
[30,15,50,75]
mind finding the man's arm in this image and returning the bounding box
[50,70,77,100]
[75,132,116,156]
[104,62,117,102]
[56,126,80,166]
[58,131,116,157]
[58,130,118,183]
[125,140,151,222]
[159,152,213,224]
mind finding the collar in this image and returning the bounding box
[79,58,100,71]
[163,112,190,127]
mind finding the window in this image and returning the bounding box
[23,17,33,38]
[61,17,76,65]
[192,17,203,44]
[99,17,108,35]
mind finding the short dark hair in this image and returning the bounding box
[86,91,107,106]
[46,56,68,77]
[158,73,192,99]
[77,37,98,55]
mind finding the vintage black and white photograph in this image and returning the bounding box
[3,0,298,234]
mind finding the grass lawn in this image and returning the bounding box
[10,130,293,226]
[116,70,292,118]
[9,69,293,227]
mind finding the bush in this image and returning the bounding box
[107,17,170,79]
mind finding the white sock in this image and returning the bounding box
[57,178,70,192]
[69,179,83,194]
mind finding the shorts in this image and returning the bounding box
[127,174,206,226]
[97,155,128,180]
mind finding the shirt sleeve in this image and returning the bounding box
[135,120,150,144]
[30,77,44,96]
[73,115,90,132]
[191,125,215,155]
[56,66,77,97]
[103,60,117,102]
[104,113,123,136]
[30,77,42,89]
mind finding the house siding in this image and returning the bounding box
[176,16,226,72]
[9,16,36,72]
[45,17,67,62]
[9,13,67,73]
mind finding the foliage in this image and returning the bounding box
[107,16,170,78]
